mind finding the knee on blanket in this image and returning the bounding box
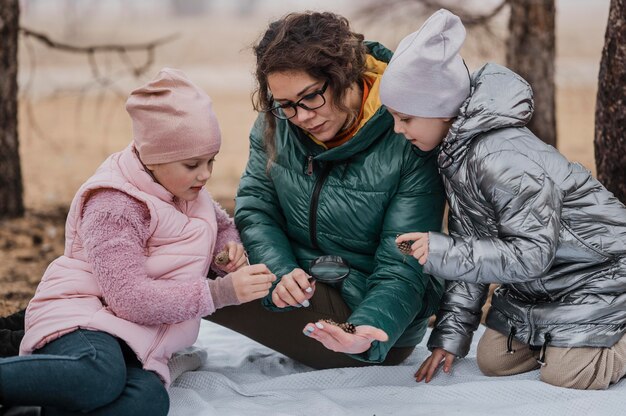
[540,347,611,390]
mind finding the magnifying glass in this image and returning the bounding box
[309,255,350,284]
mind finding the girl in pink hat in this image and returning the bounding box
[0,68,275,415]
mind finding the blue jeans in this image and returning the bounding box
[0,329,169,415]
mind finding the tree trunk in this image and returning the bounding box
[506,0,557,147]
[595,0,626,203]
[0,0,24,219]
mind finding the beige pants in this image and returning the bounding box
[476,328,626,390]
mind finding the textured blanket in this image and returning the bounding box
[168,321,625,416]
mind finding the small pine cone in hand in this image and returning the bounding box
[396,237,413,255]
[214,250,230,266]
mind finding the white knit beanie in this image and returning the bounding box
[126,68,221,165]
[380,9,471,118]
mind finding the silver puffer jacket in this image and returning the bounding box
[426,63,626,357]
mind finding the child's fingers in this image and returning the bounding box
[410,239,429,265]
[232,244,245,262]
[443,353,455,373]
[225,244,245,268]
[244,263,272,275]
[232,253,249,270]
[247,286,271,300]
[248,274,276,291]
[424,354,445,382]
[415,351,444,382]
[396,232,426,243]
[414,356,433,381]
[228,243,244,261]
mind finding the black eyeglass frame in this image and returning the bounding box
[266,80,329,120]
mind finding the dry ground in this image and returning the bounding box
[0,1,609,316]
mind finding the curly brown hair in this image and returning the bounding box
[252,11,367,162]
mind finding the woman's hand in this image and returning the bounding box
[230,264,276,303]
[396,232,429,265]
[216,241,249,273]
[271,268,315,308]
[415,348,456,382]
[302,321,388,354]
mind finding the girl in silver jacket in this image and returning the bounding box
[380,9,626,390]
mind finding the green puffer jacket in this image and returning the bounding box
[235,42,446,363]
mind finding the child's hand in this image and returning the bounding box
[302,321,388,354]
[216,242,248,273]
[396,232,429,265]
[230,264,276,303]
[271,268,315,308]
[415,347,456,382]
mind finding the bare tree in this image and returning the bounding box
[507,0,556,147]
[0,0,24,219]
[594,0,626,203]
[0,8,177,219]
[355,0,557,147]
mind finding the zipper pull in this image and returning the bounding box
[306,156,314,176]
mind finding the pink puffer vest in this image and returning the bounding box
[20,143,217,386]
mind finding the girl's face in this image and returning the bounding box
[388,108,451,152]
[146,152,218,201]
[267,71,356,143]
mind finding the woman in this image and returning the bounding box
[206,11,446,368]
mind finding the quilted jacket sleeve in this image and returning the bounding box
[426,211,490,357]
[424,149,563,285]
[427,282,490,358]
[348,148,446,362]
[234,117,300,300]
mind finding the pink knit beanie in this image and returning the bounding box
[126,68,221,165]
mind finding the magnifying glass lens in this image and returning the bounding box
[309,255,350,283]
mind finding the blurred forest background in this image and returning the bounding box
[0,0,614,315]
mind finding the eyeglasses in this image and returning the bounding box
[267,80,329,120]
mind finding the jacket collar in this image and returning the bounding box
[298,42,396,163]
[438,63,534,176]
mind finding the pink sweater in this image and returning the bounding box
[81,189,240,326]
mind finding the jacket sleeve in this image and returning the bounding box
[427,285,490,359]
[424,150,563,285]
[234,116,300,308]
[427,210,490,357]
[348,148,446,362]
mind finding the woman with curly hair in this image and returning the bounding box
[206,11,446,369]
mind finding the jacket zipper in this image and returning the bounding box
[307,157,332,249]
[306,156,314,176]
[144,325,168,364]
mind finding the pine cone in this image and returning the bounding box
[214,250,230,266]
[321,319,356,334]
[396,240,413,255]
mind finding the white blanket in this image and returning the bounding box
[168,321,625,416]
